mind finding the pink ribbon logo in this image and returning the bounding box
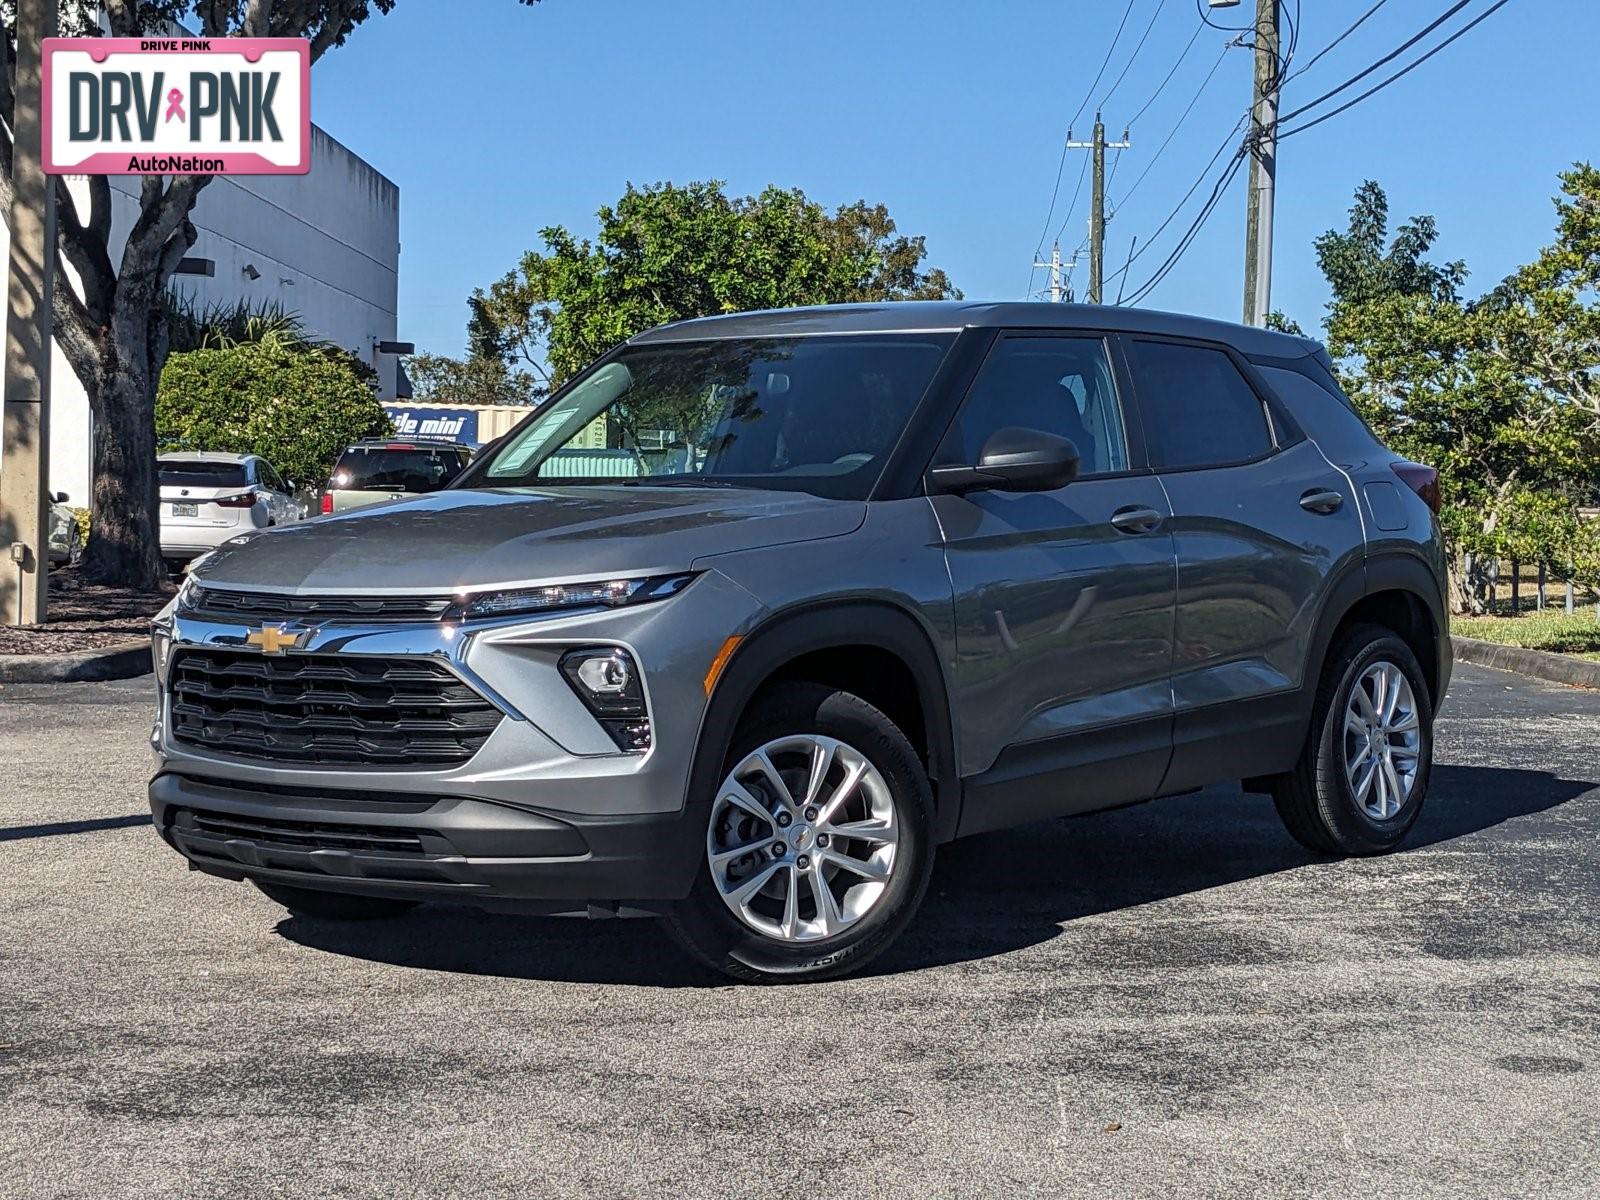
[164,88,185,123]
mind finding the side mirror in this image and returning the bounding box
[52,491,69,503]
[927,427,1081,496]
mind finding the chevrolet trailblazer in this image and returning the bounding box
[149,302,1450,982]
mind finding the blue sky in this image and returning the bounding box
[313,0,1596,358]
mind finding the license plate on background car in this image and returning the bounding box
[171,503,197,517]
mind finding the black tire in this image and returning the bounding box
[253,880,419,922]
[665,682,935,983]
[1271,623,1434,856]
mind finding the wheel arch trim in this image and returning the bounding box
[687,599,962,842]
[1307,549,1448,707]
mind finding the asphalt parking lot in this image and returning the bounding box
[2,662,1597,1198]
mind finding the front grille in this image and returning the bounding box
[169,649,502,768]
[186,586,452,624]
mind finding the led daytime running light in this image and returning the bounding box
[458,573,692,620]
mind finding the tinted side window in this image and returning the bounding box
[945,336,1129,476]
[1129,341,1272,469]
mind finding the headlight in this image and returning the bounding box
[174,573,202,611]
[455,573,693,621]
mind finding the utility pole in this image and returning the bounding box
[1068,113,1130,304]
[0,0,58,626]
[1033,243,1084,303]
[1034,243,1064,302]
[1242,0,1279,326]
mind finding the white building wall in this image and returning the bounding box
[1,124,399,505]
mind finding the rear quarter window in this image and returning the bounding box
[1256,365,1385,467]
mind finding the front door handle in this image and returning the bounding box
[1111,505,1164,535]
[1299,488,1345,515]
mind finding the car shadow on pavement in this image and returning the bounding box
[275,764,1594,986]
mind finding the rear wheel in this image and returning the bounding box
[665,683,935,983]
[253,880,419,922]
[1271,623,1433,856]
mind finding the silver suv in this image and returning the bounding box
[149,303,1451,982]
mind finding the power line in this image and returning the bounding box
[1280,0,1389,86]
[1102,112,1248,299]
[1107,109,1248,287]
[1100,0,1169,111]
[1050,152,1093,256]
[1071,0,1141,129]
[1028,0,1142,293]
[1122,145,1251,306]
[1027,136,1074,295]
[1126,17,1205,127]
[1114,39,1234,210]
[1120,0,1510,309]
[1114,235,1139,305]
[1277,0,1513,140]
[1195,0,1252,35]
[1195,0,1294,69]
[1277,0,1473,126]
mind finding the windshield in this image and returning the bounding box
[160,462,249,488]
[332,446,468,493]
[473,334,954,500]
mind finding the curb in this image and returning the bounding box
[1452,636,1600,690]
[0,639,152,684]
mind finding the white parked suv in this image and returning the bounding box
[158,452,302,572]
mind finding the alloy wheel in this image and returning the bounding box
[707,734,899,942]
[1342,660,1422,820]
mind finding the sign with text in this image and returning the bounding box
[43,37,310,175]
[383,405,481,446]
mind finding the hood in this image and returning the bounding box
[191,485,865,593]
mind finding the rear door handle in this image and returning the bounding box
[1111,505,1164,535]
[1299,488,1345,515]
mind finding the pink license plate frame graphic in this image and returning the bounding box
[42,37,310,175]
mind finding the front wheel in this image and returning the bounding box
[665,683,935,983]
[254,880,419,922]
[1271,623,1434,856]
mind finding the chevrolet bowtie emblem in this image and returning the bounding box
[246,624,303,655]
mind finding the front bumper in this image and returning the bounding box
[148,570,766,908]
[150,771,703,912]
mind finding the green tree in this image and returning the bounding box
[473,180,960,387]
[1492,165,1600,468]
[1308,179,1599,612]
[406,351,543,407]
[163,294,311,354]
[0,1,538,587]
[156,341,391,489]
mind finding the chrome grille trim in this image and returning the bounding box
[185,586,453,624]
[168,648,502,768]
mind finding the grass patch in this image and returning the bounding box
[1453,609,1600,662]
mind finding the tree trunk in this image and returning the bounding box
[82,318,165,588]
[1448,549,1494,616]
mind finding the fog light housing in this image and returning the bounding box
[559,647,651,753]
